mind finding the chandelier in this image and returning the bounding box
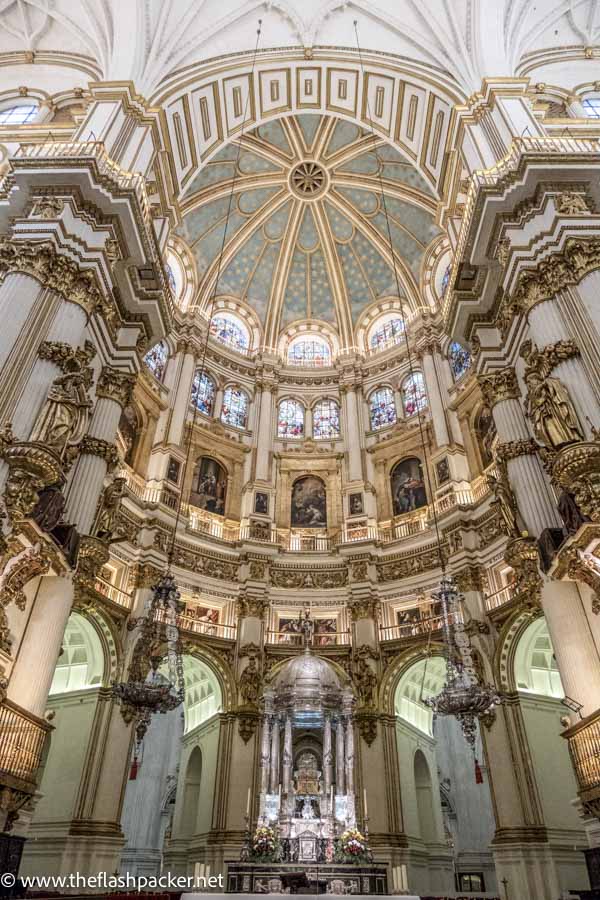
[112,574,185,743]
[424,575,503,748]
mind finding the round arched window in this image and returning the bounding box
[221,386,249,429]
[287,336,331,367]
[448,341,471,380]
[368,315,405,352]
[144,340,168,382]
[0,104,38,125]
[369,387,396,430]
[191,371,216,416]
[401,372,427,417]
[583,97,600,119]
[278,399,304,438]
[313,399,340,439]
[210,313,250,352]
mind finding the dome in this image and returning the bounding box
[272,649,345,716]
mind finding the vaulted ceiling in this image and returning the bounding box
[175,114,440,346]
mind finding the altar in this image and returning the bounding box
[226,861,389,894]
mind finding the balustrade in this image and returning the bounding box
[94,576,133,609]
[379,609,462,642]
[563,709,600,818]
[266,630,350,647]
[154,607,236,641]
[484,583,515,613]
[0,700,51,785]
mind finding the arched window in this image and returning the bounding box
[369,387,396,430]
[401,372,427,417]
[50,613,104,695]
[391,457,427,515]
[144,340,168,382]
[441,263,452,297]
[278,399,304,438]
[583,97,600,118]
[191,370,216,416]
[221,386,249,429]
[210,313,250,352]
[165,263,177,293]
[181,657,222,732]
[0,104,38,125]
[313,399,340,439]
[448,341,471,380]
[287,336,331,367]
[514,618,564,698]
[395,657,446,735]
[369,316,405,352]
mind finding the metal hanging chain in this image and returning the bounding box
[353,21,446,574]
[167,20,263,569]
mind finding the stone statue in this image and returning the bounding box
[30,369,92,458]
[239,656,261,706]
[299,606,315,648]
[524,369,584,449]
[486,466,522,538]
[352,648,378,707]
[95,477,126,541]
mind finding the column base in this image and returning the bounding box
[20,821,125,881]
[492,828,589,900]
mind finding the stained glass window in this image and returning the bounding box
[288,337,331,367]
[401,372,428,417]
[210,314,249,352]
[277,399,304,438]
[143,341,168,382]
[369,317,405,352]
[313,399,340,439]
[221,386,249,429]
[0,104,38,125]
[369,387,397,430]
[441,263,451,297]
[583,98,600,119]
[165,263,177,293]
[191,370,216,416]
[449,341,471,380]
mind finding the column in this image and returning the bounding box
[214,385,224,423]
[65,366,135,534]
[343,386,363,482]
[344,716,354,795]
[166,346,196,446]
[478,368,561,536]
[260,714,272,796]
[336,718,345,794]
[0,273,44,374]
[323,715,333,810]
[269,715,280,793]
[282,715,293,795]
[420,343,450,447]
[7,575,74,717]
[255,381,274,482]
[152,351,185,446]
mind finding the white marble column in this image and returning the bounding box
[0,273,44,374]
[323,715,333,808]
[336,718,345,794]
[343,387,363,481]
[282,715,293,795]
[255,384,274,482]
[541,580,600,717]
[7,575,74,717]
[344,716,354,795]
[167,349,196,446]
[269,715,280,793]
[421,347,450,447]
[214,385,224,422]
[260,714,272,796]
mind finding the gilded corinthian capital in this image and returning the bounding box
[477,368,520,407]
[95,367,136,407]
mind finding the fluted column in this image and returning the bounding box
[0,273,45,374]
[336,718,345,794]
[7,575,74,717]
[260,714,272,796]
[255,381,274,482]
[344,715,355,795]
[282,714,293,795]
[323,715,333,809]
[420,343,450,447]
[166,346,196,446]
[478,368,561,536]
[342,386,363,481]
[65,366,135,533]
[269,715,280,793]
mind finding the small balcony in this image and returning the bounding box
[0,700,51,789]
[563,709,600,819]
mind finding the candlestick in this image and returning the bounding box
[363,787,368,818]
[246,787,251,817]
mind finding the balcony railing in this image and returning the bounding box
[266,630,350,647]
[0,700,51,785]
[154,608,236,641]
[380,610,462,642]
[564,709,600,794]
[484,583,515,613]
[94,576,133,609]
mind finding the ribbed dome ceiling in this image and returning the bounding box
[176,114,441,346]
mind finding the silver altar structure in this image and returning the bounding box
[258,625,356,852]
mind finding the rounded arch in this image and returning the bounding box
[180,746,202,837]
[277,396,306,439]
[514,617,564,698]
[190,369,217,416]
[400,371,428,417]
[221,384,250,430]
[312,397,341,440]
[493,607,541,694]
[414,748,437,843]
[394,655,446,736]
[356,297,411,355]
[380,645,444,714]
[50,611,106,695]
[368,384,397,431]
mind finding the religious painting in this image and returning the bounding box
[396,606,421,627]
[167,456,181,484]
[278,616,302,642]
[436,456,450,486]
[475,408,497,468]
[254,491,269,515]
[348,492,364,515]
[118,405,138,465]
[314,617,337,646]
[189,456,227,515]
[291,475,327,528]
[184,604,219,632]
[391,457,427,516]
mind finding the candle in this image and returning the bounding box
[363,788,368,818]
[246,787,251,817]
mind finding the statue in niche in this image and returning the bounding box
[95,477,127,541]
[30,368,92,459]
[521,342,584,449]
[238,656,261,706]
[486,463,523,538]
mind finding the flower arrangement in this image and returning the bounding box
[252,824,277,859]
[335,828,368,863]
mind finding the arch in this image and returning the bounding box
[277,397,305,439]
[291,475,327,528]
[181,656,223,732]
[210,311,251,353]
[390,457,427,517]
[189,455,228,516]
[394,656,446,736]
[143,340,169,382]
[49,612,105,695]
[400,371,427,417]
[312,398,340,440]
[287,333,332,367]
[493,607,541,694]
[190,369,217,416]
[448,341,471,381]
[220,385,249,429]
[473,405,497,470]
[367,312,406,353]
[0,102,39,125]
[118,403,143,466]
[368,385,396,431]
[414,749,437,844]
[180,746,202,837]
[514,617,564,698]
